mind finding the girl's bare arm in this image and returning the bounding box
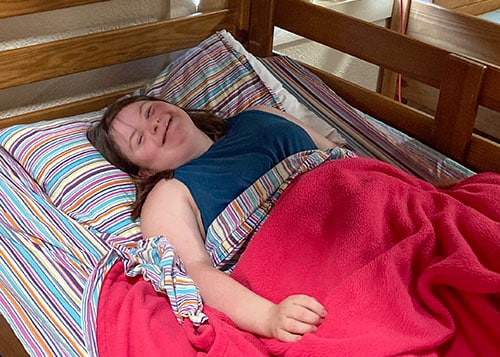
[140,178,327,341]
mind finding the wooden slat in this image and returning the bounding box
[407,2,500,67]
[454,0,500,15]
[433,0,500,15]
[232,0,251,41]
[480,66,500,110]
[433,54,486,161]
[304,64,434,143]
[477,66,500,144]
[0,0,108,19]
[378,0,411,99]
[468,134,500,171]
[0,88,137,129]
[247,0,275,56]
[0,9,235,90]
[0,314,28,357]
[312,0,394,22]
[273,0,449,88]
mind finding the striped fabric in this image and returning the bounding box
[260,56,475,183]
[145,30,283,115]
[206,147,356,272]
[0,112,140,239]
[0,146,110,356]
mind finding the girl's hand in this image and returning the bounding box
[267,295,327,342]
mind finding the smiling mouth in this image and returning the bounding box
[162,118,171,145]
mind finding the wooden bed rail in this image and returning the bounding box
[0,10,235,90]
[0,89,136,129]
[0,0,109,19]
[247,0,500,172]
[433,0,500,15]
[0,2,247,129]
[407,1,500,68]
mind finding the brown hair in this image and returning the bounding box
[87,94,227,219]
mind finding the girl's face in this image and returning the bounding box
[110,100,212,175]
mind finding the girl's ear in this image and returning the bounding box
[138,168,155,178]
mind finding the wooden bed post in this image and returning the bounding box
[432,54,486,162]
[229,0,251,46]
[247,0,276,56]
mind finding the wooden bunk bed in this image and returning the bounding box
[0,0,499,356]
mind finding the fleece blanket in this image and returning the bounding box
[96,158,500,356]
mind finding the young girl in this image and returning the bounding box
[87,95,335,342]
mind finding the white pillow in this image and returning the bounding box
[220,31,346,145]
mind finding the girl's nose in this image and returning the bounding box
[149,117,160,134]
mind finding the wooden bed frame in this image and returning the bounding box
[0,0,499,355]
[245,0,500,172]
[380,0,500,169]
[432,0,500,15]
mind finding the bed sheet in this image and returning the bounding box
[0,146,110,356]
[260,55,475,184]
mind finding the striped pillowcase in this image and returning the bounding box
[0,112,139,238]
[0,31,281,238]
[145,30,282,113]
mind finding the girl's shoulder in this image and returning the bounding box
[146,178,192,206]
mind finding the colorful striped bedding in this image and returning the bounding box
[260,55,475,184]
[0,146,110,356]
[0,54,477,356]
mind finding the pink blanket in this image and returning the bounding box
[97,158,500,356]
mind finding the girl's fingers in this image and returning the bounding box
[275,330,303,343]
[282,316,319,335]
[288,295,328,319]
[288,304,324,325]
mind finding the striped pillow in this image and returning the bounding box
[0,112,139,238]
[145,30,282,113]
[0,31,282,238]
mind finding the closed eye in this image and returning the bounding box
[146,105,153,119]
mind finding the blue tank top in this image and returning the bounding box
[173,110,316,232]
